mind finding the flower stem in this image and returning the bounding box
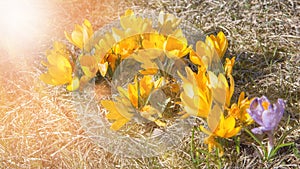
[244,128,267,160]
[267,132,274,158]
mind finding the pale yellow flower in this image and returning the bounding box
[101,98,133,131]
[208,71,234,107]
[102,75,165,130]
[64,19,94,50]
[113,35,140,60]
[130,48,164,75]
[94,33,116,76]
[40,41,79,91]
[118,9,153,38]
[158,11,181,35]
[194,40,216,69]
[178,67,212,118]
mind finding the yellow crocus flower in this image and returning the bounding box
[101,98,133,131]
[40,42,79,91]
[114,35,140,60]
[120,9,153,37]
[102,75,165,130]
[94,33,116,76]
[178,67,212,118]
[208,71,234,107]
[224,57,235,77]
[158,11,181,35]
[128,75,157,108]
[164,35,191,58]
[142,33,166,49]
[200,105,241,156]
[228,92,253,125]
[64,19,94,50]
[194,40,215,69]
[128,77,139,108]
[206,31,228,59]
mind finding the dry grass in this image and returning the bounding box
[0,0,299,168]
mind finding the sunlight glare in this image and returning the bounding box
[0,0,49,56]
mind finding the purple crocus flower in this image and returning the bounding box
[247,96,285,134]
[247,96,285,154]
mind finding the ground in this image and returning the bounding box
[0,0,299,168]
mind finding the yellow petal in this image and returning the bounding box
[47,66,71,84]
[223,115,236,131]
[208,72,226,105]
[208,105,222,133]
[164,35,188,58]
[238,92,245,107]
[180,93,198,116]
[128,78,138,108]
[40,73,57,85]
[101,100,123,119]
[217,31,228,58]
[98,62,108,77]
[66,77,79,91]
[225,126,241,138]
[139,68,158,75]
[80,55,98,78]
[154,120,166,127]
[110,118,130,131]
[226,74,235,107]
[139,75,154,98]
[125,9,134,16]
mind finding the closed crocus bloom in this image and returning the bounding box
[206,31,228,59]
[208,71,234,107]
[224,57,235,77]
[178,67,212,118]
[247,96,285,134]
[120,9,153,37]
[127,75,162,109]
[65,19,94,50]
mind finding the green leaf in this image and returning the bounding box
[268,142,295,159]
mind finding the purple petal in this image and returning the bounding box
[247,97,264,125]
[260,96,270,104]
[261,98,285,131]
[251,127,264,135]
[262,109,278,131]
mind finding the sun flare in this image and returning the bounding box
[0,0,49,56]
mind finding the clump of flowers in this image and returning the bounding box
[40,9,289,159]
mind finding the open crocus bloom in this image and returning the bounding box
[247,96,285,135]
[40,41,79,91]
